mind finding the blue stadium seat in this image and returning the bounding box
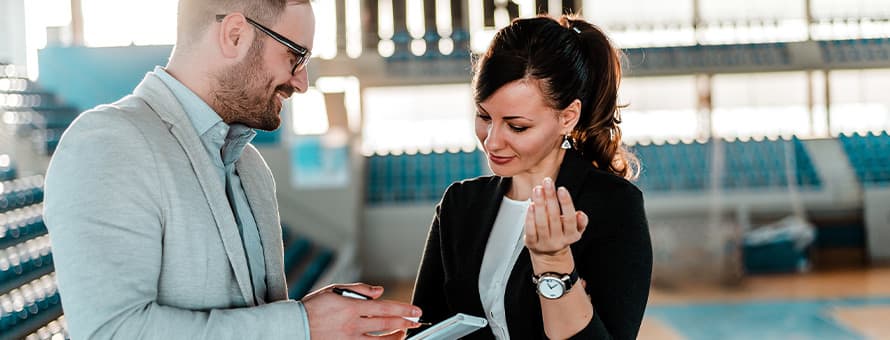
[633,138,821,193]
[634,141,711,192]
[0,176,45,214]
[0,156,15,182]
[366,150,486,204]
[0,236,53,296]
[0,274,62,339]
[839,131,890,185]
[0,205,47,250]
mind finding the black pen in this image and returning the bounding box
[333,287,373,300]
[332,287,430,325]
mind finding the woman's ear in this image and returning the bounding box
[217,13,254,59]
[560,99,582,133]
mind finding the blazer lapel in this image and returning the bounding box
[132,73,256,306]
[459,177,512,315]
[236,145,288,301]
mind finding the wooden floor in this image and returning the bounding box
[379,267,890,339]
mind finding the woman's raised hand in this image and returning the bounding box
[524,177,589,256]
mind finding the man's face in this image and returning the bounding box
[212,4,315,131]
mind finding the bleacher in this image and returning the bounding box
[633,137,822,192]
[0,154,66,340]
[1,64,79,156]
[364,137,825,205]
[362,135,883,273]
[366,150,487,204]
[839,131,890,186]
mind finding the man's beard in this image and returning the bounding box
[211,39,292,131]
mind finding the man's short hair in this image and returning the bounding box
[176,0,307,47]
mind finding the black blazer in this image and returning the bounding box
[410,149,652,339]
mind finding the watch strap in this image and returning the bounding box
[532,268,579,291]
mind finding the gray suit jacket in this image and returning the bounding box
[44,72,308,339]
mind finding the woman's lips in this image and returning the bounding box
[488,154,514,165]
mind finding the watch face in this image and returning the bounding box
[537,277,565,299]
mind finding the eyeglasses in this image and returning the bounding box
[216,14,311,75]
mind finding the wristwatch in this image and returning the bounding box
[532,268,579,299]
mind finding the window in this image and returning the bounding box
[361,84,476,155]
[81,0,178,47]
[829,69,890,135]
[619,76,699,143]
[712,72,811,139]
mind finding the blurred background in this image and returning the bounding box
[2,0,890,339]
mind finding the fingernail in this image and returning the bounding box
[413,308,422,316]
[558,187,567,195]
[543,177,552,187]
[534,186,542,197]
[372,286,382,291]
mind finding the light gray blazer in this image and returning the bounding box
[44,72,308,339]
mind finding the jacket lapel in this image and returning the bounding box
[236,145,288,301]
[132,72,256,306]
[460,177,512,314]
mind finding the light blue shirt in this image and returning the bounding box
[155,67,310,336]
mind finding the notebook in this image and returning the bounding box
[408,313,488,340]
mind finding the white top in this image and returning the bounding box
[478,196,530,340]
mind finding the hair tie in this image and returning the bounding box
[572,27,581,34]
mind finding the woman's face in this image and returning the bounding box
[475,79,576,178]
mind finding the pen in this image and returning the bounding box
[332,287,430,325]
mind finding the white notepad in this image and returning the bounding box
[407,313,489,340]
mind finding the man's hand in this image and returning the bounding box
[302,283,423,339]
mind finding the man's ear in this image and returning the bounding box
[216,13,253,59]
[560,99,582,133]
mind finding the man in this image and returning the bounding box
[43,1,421,339]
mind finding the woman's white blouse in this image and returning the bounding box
[478,196,530,340]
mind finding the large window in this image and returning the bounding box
[829,69,890,135]
[712,72,812,139]
[81,0,178,47]
[584,0,696,48]
[361,84,476,155]
[619,76,699,143]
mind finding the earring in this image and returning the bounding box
[561,134,572,150]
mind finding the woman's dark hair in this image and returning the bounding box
[473,15,640,180]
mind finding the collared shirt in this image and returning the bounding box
[154,66,285,311]
[478,196,530,340]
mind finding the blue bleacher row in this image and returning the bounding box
[24,315,68,340]
[366,150,487,204]
[0,92,58,109]
[625,42,791,70]
[0,77,39,93]
[386,29,471,62]
[1,70,78,156]
[0,236,54,289]
[0,156,15,182]
[1,204,47,250]
[365,138,829,204]
[632,137,821,192]
[839,131,890,185]
[0,175,45,214]
[820,38,890,64]
[0,154,63,339]
[0,273,62,339]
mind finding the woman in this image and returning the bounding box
[410,15,652,340]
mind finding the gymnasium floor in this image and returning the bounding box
[383,267,890,339]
